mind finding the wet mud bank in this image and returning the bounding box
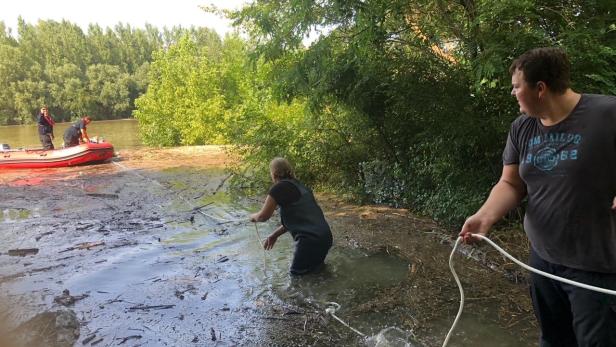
[0,146,538,346]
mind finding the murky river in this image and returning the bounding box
[0,123,538,346]
[0,118,141,149]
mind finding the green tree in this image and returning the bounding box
[0,43,27,123]
[0,18,201,124]
[134,34,229,145]
[221,0,616,224]
[17,18,91,69]
[86,24,121,67]
[87,64,131,118]
[46,63,89,120]
[11,78,49,124]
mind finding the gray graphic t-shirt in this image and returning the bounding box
[503,94,616,273]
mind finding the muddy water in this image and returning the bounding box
[0,118,140,149]
[0,147,538,346]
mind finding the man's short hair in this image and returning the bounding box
[509,47,571,93]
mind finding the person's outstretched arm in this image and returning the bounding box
[459,164,526,243]
[250,195,277,222]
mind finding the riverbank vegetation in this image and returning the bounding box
[4,1,616,226]
[135,1,616,226]
[0,19,219,124]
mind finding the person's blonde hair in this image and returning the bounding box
[270,157,295,180]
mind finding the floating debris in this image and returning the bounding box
[210,328,216,341]
[127,304,175,311]
[86,193,119,199]
[82,333,97,345]
[8,248,39,257]
[53,289,89,307]
[116,335,142,345]
[59,241,105,253]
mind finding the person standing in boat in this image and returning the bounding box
[250,157,333,275]
[36,106,55,150]
[63,116,91,147]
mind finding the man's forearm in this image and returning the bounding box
[476,180,525,225]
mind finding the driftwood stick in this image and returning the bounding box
[128,304,175,311]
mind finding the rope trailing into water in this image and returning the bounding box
[325,233,616,346]
[445,234,616,347]
[253,222,267,271]
[253,222,263,243]
[443,237,464,347]
[325,302,366,337]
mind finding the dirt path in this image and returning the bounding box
[0,146,538,347]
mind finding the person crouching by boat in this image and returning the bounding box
[63,116,91,147]
[36,106,55,150]
[250,157,333,275]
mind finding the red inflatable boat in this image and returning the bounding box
[0,142,114,169]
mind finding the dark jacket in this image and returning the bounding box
[37,112,54,135]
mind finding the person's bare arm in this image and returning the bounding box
[80,128,90,143]
[459,164,526,243]
[263,224,287,250]
[250,195,277,222]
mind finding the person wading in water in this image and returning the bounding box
[250,157,333,275]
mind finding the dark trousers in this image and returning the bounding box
[290,236,332,275]
[63,133,80,147]
[529,249,616,347]
[39,133,54,150]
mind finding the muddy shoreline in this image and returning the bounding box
[0,146,538,346]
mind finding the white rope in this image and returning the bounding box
[442,237,464,347]
[324,302,366,337]
[444,234,616,347]
[253,222,267,271]
[473,234,616,295]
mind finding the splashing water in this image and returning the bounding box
[366,327,420,347]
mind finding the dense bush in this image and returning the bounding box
[221,0,616,226]
[135,0,616,227]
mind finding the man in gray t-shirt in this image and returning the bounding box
[460,47,616,346]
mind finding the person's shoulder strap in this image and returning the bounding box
[281,179,309,194]
[270,180,302,206]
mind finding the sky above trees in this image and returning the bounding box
[0,0,246,36]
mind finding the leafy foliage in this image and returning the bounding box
[220,0,616,225]
[135,0,616,226]
[134,34,232,146]
[0,18,221,124]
